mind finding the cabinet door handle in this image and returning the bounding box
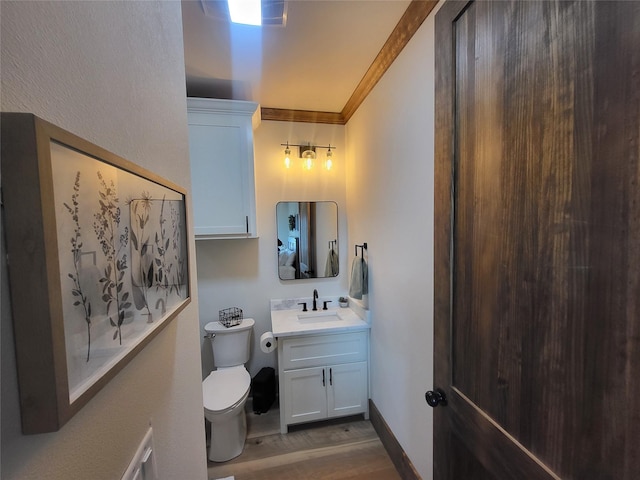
[245,215,249,234]
[322,369,325,386]
[329,368,333,386]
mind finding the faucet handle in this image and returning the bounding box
[322,300,332,310]
[298,302,308,312]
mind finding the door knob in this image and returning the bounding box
[425,388,447,407]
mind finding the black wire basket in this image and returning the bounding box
[219,307,243,327]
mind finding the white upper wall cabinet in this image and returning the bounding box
[187,98,259,239]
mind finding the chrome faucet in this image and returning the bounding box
[312,289,319,311]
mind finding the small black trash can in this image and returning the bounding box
[252,367,276,414]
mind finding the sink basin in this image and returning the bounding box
[297,311,343,323]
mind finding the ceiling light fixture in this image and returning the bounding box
[281,142,336,171]
[228,0,262,26]
[202,0,287,26]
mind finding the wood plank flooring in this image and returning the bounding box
[208,404,402,480]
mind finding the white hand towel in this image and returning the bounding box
[324,249,339,277]
[349,256,368,299]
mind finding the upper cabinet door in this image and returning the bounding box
[187,98,259,239]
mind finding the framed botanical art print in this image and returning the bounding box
[1,113,191,433]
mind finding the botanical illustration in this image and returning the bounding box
[170,201,187,296]
[153,197,187,311]
[63,172,93,362]
[94,171,132,344]
[129,193,154,320]
[50,141,188,401]
[129,195,187,319]
[154,197,172,311]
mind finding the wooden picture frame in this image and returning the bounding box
[1,113,191,434]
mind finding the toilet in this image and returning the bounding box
[203,317,255,462]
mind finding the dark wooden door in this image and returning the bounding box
[434,1,640,479]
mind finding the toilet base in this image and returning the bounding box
[207,406,247,462]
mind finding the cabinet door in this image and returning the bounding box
[283,367,327,425]
[327,362,368,418]
[188,115,251,237]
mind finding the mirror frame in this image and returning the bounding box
[276,201,338,280]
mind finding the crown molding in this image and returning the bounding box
[261,108,345,125]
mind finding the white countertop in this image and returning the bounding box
[270,305,370,337]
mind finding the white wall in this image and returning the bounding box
[1,2,207,479]
[344,3,443,477]
[196,120,348,378]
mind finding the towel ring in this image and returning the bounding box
[355,242,368,257]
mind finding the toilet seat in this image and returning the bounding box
[203,366,250,414]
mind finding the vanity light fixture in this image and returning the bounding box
[281,142,337,171]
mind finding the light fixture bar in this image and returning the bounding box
[228,0,262,26]
[280,143,337,151]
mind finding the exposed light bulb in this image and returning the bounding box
[325,149,333,170]
[284,146,291,168]
[303,157,314,170]
[301,146,315,170]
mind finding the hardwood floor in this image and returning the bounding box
[207,403,402,480]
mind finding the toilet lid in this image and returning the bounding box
[204,318,255,334]
[203,366,250,413]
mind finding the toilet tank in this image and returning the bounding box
[204,318,255,367]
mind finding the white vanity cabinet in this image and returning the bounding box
[187,98,259,239]
[277,331,369,433]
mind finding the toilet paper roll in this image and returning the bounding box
[260,332,277,353]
